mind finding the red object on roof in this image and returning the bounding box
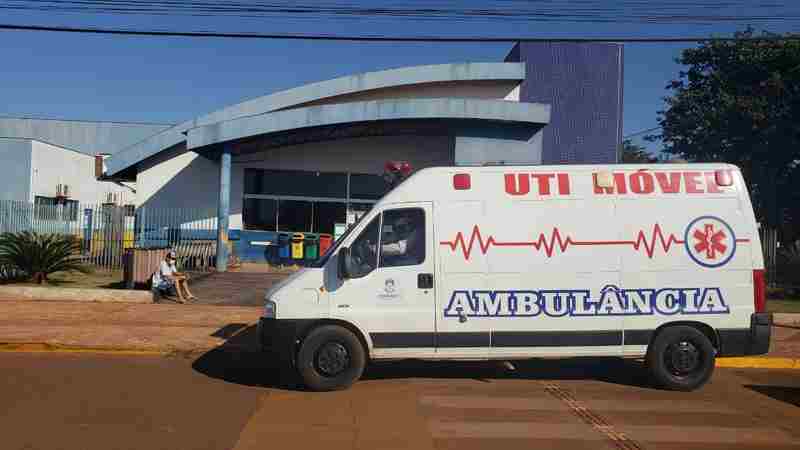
[385,161,412,176]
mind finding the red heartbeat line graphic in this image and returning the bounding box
[439,224,750,260]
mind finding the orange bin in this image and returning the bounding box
[318,234,334,256]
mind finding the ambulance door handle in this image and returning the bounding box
[418,273,433,289]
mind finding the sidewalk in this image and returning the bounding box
[0,299,798,362]
[763,324,800,358]
[0,300,262,353]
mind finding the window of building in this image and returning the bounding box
[313,202,346,235]
[244,169,349,199]
[277,200,313,233]
[242,169,385,234]
[243,198,277,231]
[350,173,388,200]
[34,196,79,221]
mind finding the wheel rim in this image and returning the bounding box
[664,340,701,377]
[314,342,350,377]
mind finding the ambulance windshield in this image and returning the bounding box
[308,211,367,268]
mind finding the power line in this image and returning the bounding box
[3,0,800,25]
[3,23,800,42]
[624,126,661,138]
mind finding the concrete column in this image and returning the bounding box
[216,145,232,272]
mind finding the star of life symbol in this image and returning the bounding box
[684,216,737,268]
[693,223,727,259]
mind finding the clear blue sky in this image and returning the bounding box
[1,3,798,154]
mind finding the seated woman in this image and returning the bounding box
[152,250,197,303]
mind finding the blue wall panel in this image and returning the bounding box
[506,42,623,164]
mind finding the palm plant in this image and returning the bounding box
[0,231,90,284]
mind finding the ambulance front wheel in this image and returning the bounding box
[297,325,366,391]
[646,325,715,391]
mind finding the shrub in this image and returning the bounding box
[0,231,90,284]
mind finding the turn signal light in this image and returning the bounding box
[453,173,471,190]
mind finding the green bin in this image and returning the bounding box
[304,233,319,260]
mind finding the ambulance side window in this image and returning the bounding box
[347,216,380,278]
[379,208,425,267]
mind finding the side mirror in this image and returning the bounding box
[337,247,350,280]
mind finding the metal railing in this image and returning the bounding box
[760,226,779,286]
[0,200,218,271]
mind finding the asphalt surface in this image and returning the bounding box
[1,351,799,450]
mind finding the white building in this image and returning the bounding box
[1,44,623,265]
[0,117,170,206]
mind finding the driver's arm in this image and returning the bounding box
[381,240,405,256]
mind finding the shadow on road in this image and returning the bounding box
[191,324,304,390]
[192,325,655,391]
[745,385,800,408]
[363,358,653,388]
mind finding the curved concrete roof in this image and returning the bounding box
[188,98,549,150]
[106,62,525,175]
[193,62,524,128]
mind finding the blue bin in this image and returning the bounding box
[277,232,291,260]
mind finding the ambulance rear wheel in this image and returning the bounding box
[297,325,366,391]
[646,325,715,391]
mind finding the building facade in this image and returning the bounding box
[506,42,624,164]
[0,43,623,262]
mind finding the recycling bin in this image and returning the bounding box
[277,232,291,260]
[319,233,333,256]
[291,233,305,259]
[304,233,319,261]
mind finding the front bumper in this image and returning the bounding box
[257,318,315,365]
[717,313,772,357]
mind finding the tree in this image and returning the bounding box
[0,232,89,284]
[620,139,658,163]
[649,28,800,229]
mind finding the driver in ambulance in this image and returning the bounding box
[379,214,423,266]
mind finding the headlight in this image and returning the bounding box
[264,299,277,318]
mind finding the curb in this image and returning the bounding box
[0,342,174,356]
[772,313,800,329]
[0,286,152,304]
[1,342,799,370]
[716,357,800,370]
[0,342,256,356]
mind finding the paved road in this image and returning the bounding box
[2,351,799,450]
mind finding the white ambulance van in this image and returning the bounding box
[257,164,771,391]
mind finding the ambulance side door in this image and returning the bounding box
[331,203,437,359]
